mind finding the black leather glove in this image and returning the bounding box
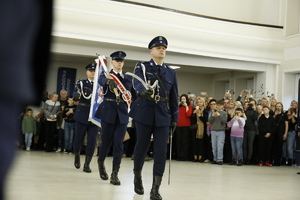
[107,79,117,91]
[140,89,153,100]
[170,122,177,136]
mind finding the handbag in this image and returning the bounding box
[40,114,47,123]
[189,123,198,130]
[196,117,204,139]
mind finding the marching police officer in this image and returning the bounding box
[95,51,132,185]
[73,63,98,173]
[129,36,178,200]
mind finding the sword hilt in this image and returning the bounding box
[150,88,155,98]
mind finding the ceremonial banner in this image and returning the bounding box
[56,67,77,95]
[88,55,106,127]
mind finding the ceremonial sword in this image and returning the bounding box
[125,72,159,97]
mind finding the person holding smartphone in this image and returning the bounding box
[190,98,207,162]
[208,99,228,165]
[175,94,193,161]
[62,97,77,153]
[227,108,246,166]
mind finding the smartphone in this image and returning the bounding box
[214,109,218,112]
[196,106,199,110]
[180,101,184,105]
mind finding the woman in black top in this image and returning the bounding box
[272,102,288,166]
[243,103,258,165]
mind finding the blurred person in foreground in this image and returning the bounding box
[0,1,53,199]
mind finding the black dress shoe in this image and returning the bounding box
[211,161,217,164]
[237,159,243,166]
[218,161,223,165]
[229,159,236,165]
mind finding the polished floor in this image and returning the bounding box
[5,150,300,200]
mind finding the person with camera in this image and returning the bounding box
[208,99,228,165]
[62,97,77,154]
[175,94,193,161]
[227,108,245,166]
[190,98,207,162]
[243,102,258,165]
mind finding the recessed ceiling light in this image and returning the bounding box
[170,66,180,69]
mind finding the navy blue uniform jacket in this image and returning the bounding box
[95,70,132,124]
[129,59,178,127]
[73,79,93,124]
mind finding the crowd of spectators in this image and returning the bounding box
[173,90,300,167]
[19,89,300,167]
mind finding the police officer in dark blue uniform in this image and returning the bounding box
[73,63,98,173]
[95,51,132,185]
[129,36,178,200]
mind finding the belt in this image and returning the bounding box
[146,95,169,103]
[105,98,125,103]
[78,102,91,107]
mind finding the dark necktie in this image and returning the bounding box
[116,73,123,82]
[156,65,161,73]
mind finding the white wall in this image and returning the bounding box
[176,72,213,96]
[51,0,300,107]
[127,0,281,25]
[53,0,284,64]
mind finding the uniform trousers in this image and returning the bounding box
[98,120,127,165]
[74,121,98,156]
[134,122,169,176]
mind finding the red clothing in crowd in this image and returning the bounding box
[177,105,193,127]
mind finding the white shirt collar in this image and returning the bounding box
[113,70,124,78]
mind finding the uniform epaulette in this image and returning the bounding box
[165,64,172,69]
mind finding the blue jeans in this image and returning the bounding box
[230,136,243,160]
[25,132,33,148]
[286,130,296,159]
[211,131,225,162]
[64,122,75,150]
